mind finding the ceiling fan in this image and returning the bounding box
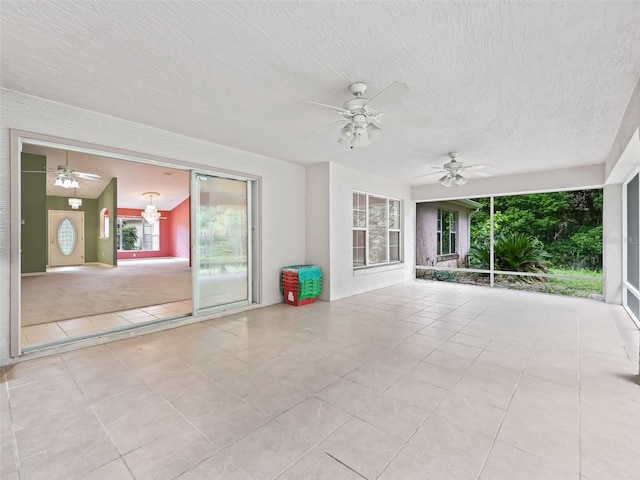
[413,152,491,187]
[23,151,101,188]
[303,81,426,148]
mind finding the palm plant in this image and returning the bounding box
[467,233,549,277]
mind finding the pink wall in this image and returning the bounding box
[116,207,172,259]
[116,198,191,261]
[169,197,191,260]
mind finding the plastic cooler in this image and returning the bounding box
[281,265,322,306]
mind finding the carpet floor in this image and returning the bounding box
[21,257,192,326]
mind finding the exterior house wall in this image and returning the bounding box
[416,201,472,268]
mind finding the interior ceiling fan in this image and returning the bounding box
[304,81,425,148]
[23,151,101,188]
[413,152,491,187]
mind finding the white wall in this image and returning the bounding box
[305,163,331,300]
[603,184,623,304]
[412,164,604,201]
[328,162,414,301]
[0,89,306,364]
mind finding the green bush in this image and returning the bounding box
[121,225,139,250]
[467,233,549,277]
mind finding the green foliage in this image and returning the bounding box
[121,225,138,250]
[467,233,549,276]
[433,270,459,282]
[468,190,602,270]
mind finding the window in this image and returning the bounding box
[353,192,402,267]
[117,217,159,251]
[437,209,457,256]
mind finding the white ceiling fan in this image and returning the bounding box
[413,152,491,187]
[23,151,101,188]
[303,81,427,148]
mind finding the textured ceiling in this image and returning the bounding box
[2,1,640,184]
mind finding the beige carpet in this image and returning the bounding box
[21,258,192,326]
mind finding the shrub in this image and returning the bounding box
[467,233,549,277]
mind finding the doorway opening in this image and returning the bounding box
[15,134,259,354]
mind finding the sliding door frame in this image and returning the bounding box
[9,129,261,358]
[622,168,640,328]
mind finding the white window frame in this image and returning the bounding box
[437,208,457,256]
[353,191,402,268]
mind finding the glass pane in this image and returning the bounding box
[353,193,366,228]
[57,217,76,256]
[353,231,366,267]
[389,231,400,262]
[389,200,400,229]
[627,174,639,289]
[493,190,603,296]
[197,176,248,309]
[626,289,639,322]
[441,212,451,255]
[368,196,387,264]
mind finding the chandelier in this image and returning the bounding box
[141,192,161,224]
[68,188,82,209]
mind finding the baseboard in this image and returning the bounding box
[21,272,45,277]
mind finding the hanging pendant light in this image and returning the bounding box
[141,192,161,223]
[68,188,82,209]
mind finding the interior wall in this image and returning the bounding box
[603,184,623,304]
[117,207,172,259]
[20,153,47,274]
[605,76,640,179]
[46,196,99,263]
[305,163,331,301]
[329,162,414,301]
[1,88,306,364]
[169,197,190,260]
[97,178,117,265]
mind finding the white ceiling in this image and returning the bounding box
[3,1,640,185]
[21,144,190,210]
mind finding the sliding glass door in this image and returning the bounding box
[193,173,251,312]
[623,172,640,326]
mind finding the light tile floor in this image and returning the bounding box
[2,281,639,480]
[21,300,193,347]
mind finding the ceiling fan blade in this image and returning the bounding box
[300,120,348,139]
[76,172,101,179]
[411,170,446,179]
[473,170,492,177]
[462,164,491,170]
[365,82,409,110]
[376,112,430,128]
[301,100,351,115]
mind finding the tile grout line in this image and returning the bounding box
[474,310,544,479]
[373,303,494,479]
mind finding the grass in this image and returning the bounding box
[419,267,603,300]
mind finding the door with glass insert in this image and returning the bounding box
[48,210,85,267]
[193,173,250,311]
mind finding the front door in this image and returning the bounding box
[48,210,85,267]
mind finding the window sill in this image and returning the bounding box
[353,262,405,276]
[437,254,459,262]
